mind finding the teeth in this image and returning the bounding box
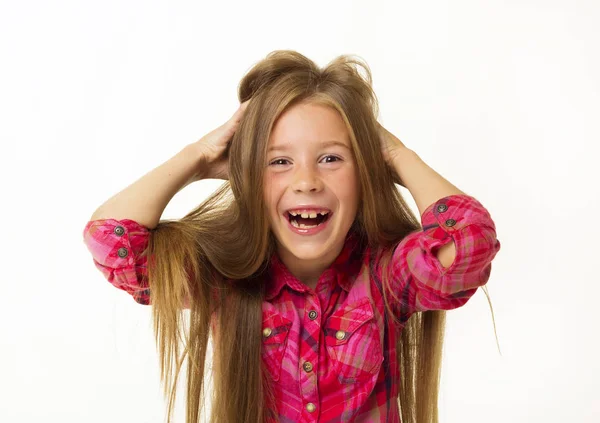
[287,209,330,231]
[289,210,329,216]
[291,220,318,229]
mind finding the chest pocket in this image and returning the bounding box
[261,309,292,382]
[324,297,384,384]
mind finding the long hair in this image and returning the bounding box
[145,50,492,423]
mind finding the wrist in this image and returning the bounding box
[390,146,416,163]
[179,143,208,183]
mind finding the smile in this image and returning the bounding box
[284,211,333,235]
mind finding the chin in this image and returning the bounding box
[277,230,340,261]
[285,245,325,261]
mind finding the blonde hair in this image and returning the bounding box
[145,50,494,423]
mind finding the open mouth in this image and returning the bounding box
[285,211,332,229]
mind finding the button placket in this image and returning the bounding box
[299,295,320,416]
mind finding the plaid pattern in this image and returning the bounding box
[82,218,151,305]
[82,194,501,422]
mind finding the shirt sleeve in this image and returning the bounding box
[387,194,501,316]
[82,218,153,305]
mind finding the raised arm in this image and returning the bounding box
[83,101,249,304]
[385,194,501,315]
[89,143,208,229]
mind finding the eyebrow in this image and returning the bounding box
[267,140,351,153]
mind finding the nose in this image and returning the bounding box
[291,163,323,193]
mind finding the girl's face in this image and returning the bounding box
[263,101,360,275]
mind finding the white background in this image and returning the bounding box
[1,0,598,422]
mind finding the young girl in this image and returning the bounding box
[83,50,501,423]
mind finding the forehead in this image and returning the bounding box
[268,102,350,148]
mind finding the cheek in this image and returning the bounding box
[337,170,360,206]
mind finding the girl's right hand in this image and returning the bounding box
[190,100,250,181]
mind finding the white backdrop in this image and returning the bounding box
[1,0,598,422]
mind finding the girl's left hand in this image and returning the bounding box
[377,122,408,186]
[377,122,407,165]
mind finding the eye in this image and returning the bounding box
[269,159,290,166]
[268,155,342,166]
[321,155,341,163]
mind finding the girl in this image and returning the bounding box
[83,50,501,423]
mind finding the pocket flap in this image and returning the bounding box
[262,309,292,345]
[324,297,375,346]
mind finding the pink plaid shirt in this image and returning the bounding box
[83,194,501,422]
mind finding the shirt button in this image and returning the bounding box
[436,204,448,213]
[445,218,456,227]
[114,225,125,236]
[303,361,313,372]
[262,327,272,338]
[308,310,318,320]
[117,247,128,258]
[335,330,346,340]
[306,403,316,412]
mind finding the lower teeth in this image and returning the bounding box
[291,220,321,229]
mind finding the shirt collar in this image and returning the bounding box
[265,230,363,301]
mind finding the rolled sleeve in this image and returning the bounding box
[82,218,152,305]
[389,194,501,314]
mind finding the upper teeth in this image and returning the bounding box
[288,210,329,218]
